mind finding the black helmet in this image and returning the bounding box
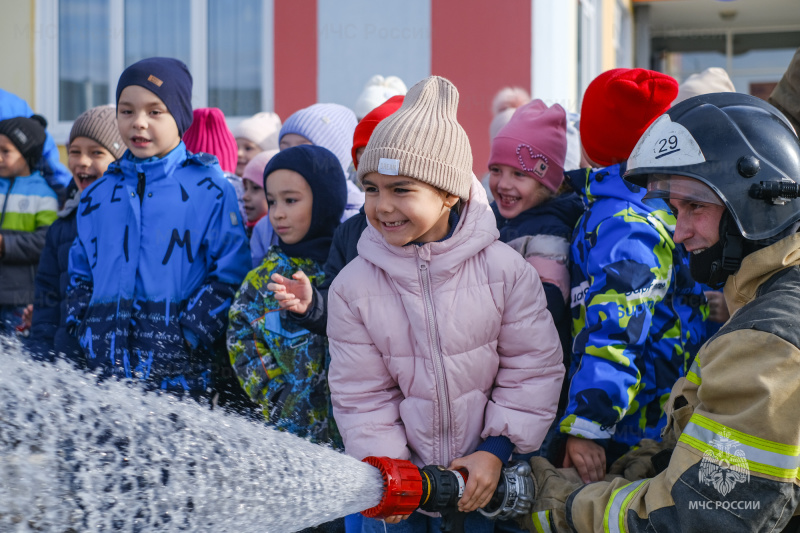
[624,92,800,241]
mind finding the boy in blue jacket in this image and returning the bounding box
[66,57,250,397]
[560,69,709,483]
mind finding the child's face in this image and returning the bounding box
[242,179,269,223]
[117,85,181,159]
[68,137,117,191]
[236,138,262,177]
[279,133,312,151]
[266,169,313,244]
[362,172,459,247]
[0,134,30,178]
[489,164,552,219]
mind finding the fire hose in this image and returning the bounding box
[361,456,534,533]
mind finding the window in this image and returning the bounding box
[37,0,273,142]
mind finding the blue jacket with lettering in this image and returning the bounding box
[66,143,251,392]
[561,164,709,451]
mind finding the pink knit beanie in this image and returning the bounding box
[488,99,568,192]
[182,107,238,173]
[241,149,278,188]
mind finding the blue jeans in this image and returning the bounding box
[361,511,495,532]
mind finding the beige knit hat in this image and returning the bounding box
[357,75,473,200]
[69,105,126,159]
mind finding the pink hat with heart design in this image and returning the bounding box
[488,99,568,192]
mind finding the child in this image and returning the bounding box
[241,149,277,231]
[488,99,585,461]
[326,76,564,532]
[560,68,709,482]
[66,57,250,396]
[232,111,282,177]
[266,95,404,335]
[183,107,247,222]
[29,105,125,362]
[227,144,346,448]
[0,114,58,333]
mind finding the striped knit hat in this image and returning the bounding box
[357,76,473,200]
[278,103,357,176]
[69,105,126,159]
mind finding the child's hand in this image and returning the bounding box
[21,304,33,329]
[449,451,503,513]
[563,435,606,483]
[704,290,730,323]
[266,271,314,314]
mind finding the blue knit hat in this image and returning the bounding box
[263,144,347,263]
[115,57,193,136]
[279,103,357,176]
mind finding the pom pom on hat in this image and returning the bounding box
[353,75,408,119]
[116,57,193,136]
[352,95,404,169]
[357,76,473,201]
[241,149,278,188]
[182,108,238,173]
[673,67,736,106]
[279,103,358,176]
[232,111,282,151]
[491,86,531,116]
[69,105,126,159]
[580,68,678,168]
[488,99,568,192]
[0,114,48,171]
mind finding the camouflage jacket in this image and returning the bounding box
[227,246,340,447]
[560,164,709,450]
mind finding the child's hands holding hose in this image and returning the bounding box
[449,451,503,513]
[267,271,313,314]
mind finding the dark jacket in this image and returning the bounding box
[0,171,59,307]
[66,144,250,392]
[30,184,82,362]
[289,208,368,336]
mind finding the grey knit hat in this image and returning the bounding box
[357,76,473,200]
[69,105,126,159]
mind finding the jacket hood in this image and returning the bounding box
[724,232,800,316]
[566,163,675,231]
[357,176,500,282]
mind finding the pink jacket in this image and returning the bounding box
[327,179,564,468]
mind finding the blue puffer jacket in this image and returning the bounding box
[66,144,251,392]
[30,184,82,363]
[561,164,709,452]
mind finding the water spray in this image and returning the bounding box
[361,456,534,532]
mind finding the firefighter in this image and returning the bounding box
[523,92,800,533]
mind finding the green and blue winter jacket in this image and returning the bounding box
[227,246,340,447]
[561,163,709,451]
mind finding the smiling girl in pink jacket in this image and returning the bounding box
[326,76,564,532]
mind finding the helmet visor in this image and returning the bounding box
[643,174,725,207]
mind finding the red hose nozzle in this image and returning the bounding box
[361,456,423,519]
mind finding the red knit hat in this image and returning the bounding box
[182,107,238,173]
[580,68,678,168]
[351,95,404,169]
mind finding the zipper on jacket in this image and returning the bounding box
[419,261,451,466]
[137,172,146,206]
[0,177,15,227]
